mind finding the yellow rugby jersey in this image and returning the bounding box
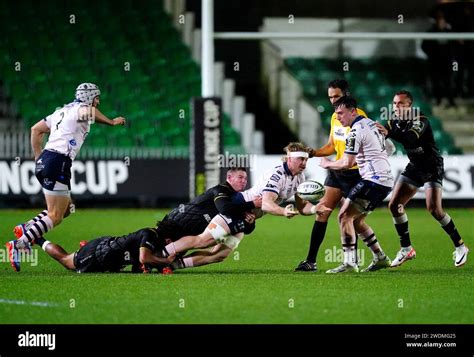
[329,108,367,169]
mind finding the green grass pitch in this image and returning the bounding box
[0,208,472,324]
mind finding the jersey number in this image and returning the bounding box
[56,112,64,130]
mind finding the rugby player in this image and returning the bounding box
[375,90,468,267]
[319,96,393,273]
[156,167,261,270]
[164,142,312,271]
[295,79,387,272]
[33,228,175,273]
[6,83,126,272]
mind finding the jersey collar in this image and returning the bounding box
[283,162,293,178]
[350,115,364,128]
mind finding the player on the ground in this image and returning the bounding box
[164,142,313,271]
[6,83,126,272]
[375,90,468,268]
[155,167,261,270]
[295,79,390,272]
[29,228,175,273]
[319,96,393,273]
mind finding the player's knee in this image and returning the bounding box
[427,205,444,220]
[196,234,215,249]
[318,207,333,221]
[338,210,350,224]
[388,200,402,214]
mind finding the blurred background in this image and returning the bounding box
[0,0,473,207]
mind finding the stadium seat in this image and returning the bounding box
[0,0,242,152]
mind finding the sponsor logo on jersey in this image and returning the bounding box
[69,139,77,146]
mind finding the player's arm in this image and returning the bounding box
[31,119,50,160]
[79,106,126,126]
[214,189,260,216]
[262,191,298,218]
[294,193,317,216]
[309,134,336,157]
[319,153,356,171]
[139,247,175,266]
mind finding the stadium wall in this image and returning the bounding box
[0,155,473,208]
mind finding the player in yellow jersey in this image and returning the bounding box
[295,79,389,272]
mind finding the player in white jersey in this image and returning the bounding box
[318,96,393,273]
[162,143,313,271]
[7,83,126,272]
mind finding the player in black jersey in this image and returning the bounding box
[32,228,175,273]
[376,90,468,268]
[158,167,261,270]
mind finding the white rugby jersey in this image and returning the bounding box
[345,116,393,187]
[43,101,91,160]
[242,162,306,204]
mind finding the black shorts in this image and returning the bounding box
[217,214,255,235]
[35,150,72,192]
[347,180,392,213]
[73,237,119,273]
[400,161,444,188]
[324,169,362,197]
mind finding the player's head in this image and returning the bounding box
[327,79,350,104]
[333,96,358,126]
[75,83,101,107]
[283,142,309,175]
[393,90,413,119]
[226,167,248,192]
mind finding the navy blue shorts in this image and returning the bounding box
[347,180,392,213]
[35,150,72,192]
[324,169,362,198]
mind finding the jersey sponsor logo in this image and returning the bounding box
[333,127,346,140]
[203,214,212,222]
[269,174,281,183]
[69,139,77,146]
[265,183,277,189]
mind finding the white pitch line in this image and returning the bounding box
[0,298,60,308]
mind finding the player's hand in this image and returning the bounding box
[284,204,298,218]
[112,117,126,126]
[319,157,331,169]
[244,212,256,224]
[252,196,263,208]
[375,122,388,136]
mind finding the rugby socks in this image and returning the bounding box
[163,242,177,257]
[438,214,463,247]
[306,221,328,263]
[25,210,48,230]
[34,236,47,248]
[343,236,357,266]
[359,228,385,260]
[392,213,411,248]
[23,216,53,243]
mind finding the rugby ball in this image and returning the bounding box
[296,180,325,204]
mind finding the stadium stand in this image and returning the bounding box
[284,57,463,155]
[0,0,242,154]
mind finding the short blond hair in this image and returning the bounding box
[282,142,309,162]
